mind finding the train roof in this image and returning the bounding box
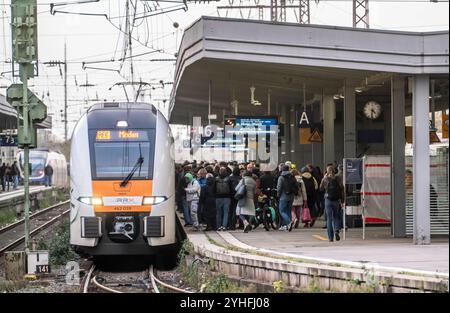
[87,102,158,114]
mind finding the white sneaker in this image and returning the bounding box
[278,225,287,231]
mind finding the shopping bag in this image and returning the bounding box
[302,204,312,223]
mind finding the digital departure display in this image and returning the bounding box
[96,130,111,140]
[95,130,148,141]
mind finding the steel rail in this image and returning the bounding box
[92,275,123,293]
[0,200,70,235]
[150,265,193,293]
[82,264,96,293]
[0,207,70,255]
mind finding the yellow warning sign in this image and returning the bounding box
[443,112,449,139]
[308,129,323,143]
[299,128,311,145]
[406,126,441,144]
[430,130,441,143]
[405,126,413,144]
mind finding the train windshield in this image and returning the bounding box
[93,141,151,179]
[30,158,46,177]
[18,152,46,177]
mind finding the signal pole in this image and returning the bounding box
[43,46,68,141]
[8,0,47,252]
[64,42,68,141]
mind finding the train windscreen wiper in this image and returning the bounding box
[120,144,144,187]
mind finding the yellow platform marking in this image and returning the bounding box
[313,235,328,241]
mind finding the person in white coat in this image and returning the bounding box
[184,172,201,230]
[235,171,257,233]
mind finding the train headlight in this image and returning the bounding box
[78,197,103,205]
[142,196,167,205]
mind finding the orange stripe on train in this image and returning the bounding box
[92,180,153,212]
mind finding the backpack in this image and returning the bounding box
[303,176,316,198]
[326,177,341,201]
[216,177,230,195]
[282,174,299,196]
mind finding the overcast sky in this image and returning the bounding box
[0,0,448,140]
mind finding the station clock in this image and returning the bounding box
[363,101,382,120]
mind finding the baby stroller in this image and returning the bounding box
[250,192,278,231]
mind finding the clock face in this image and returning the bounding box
[363,101,382,120]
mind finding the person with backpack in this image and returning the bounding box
[214,167,232,231]
[228,166,242,230]
[11,161,19,190]
[301,166,319,228]
[291,169,307,229]
[184,172,201,231]
[320,165,345,242]
[276,165,297,231]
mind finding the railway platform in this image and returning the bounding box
[0,186,59,214]
[179,214,449,292]
[0,186,52,203]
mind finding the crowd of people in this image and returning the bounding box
[175,160,345,242]
[0,161,20,192]
[0,161,54,192]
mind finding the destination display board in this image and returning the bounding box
[235,116,278,126]
[95,130,148,141]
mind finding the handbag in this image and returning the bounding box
[302,203,312,223]
[234,179,247,200]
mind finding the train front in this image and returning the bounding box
[70,103,175,256]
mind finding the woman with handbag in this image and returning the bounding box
[291,169,308,229]
[235,171,257,233]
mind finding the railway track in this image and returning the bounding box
[0,200,70,255]
[81,264,193,294]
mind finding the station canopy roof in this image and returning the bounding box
[0,93,52,130]
[169,17,449,125]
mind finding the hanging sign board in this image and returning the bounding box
[344,158,363,185]
[442,112,449,139]
[298,110,311,145]
[299,128,311,145]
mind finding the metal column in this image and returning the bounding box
[353,0,369,28]
[290,104,296,163]
[323,94,335,168]
[344,83,356,159]
[312,96,323,167]
[391,76,406,238]
[281,105,287,162]
[412,75,430,245]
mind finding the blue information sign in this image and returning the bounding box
[235,117,278,126]
[344,158,363,185]
[0,134,18,146]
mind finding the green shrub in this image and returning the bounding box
[42,220,76,265]
[0,207,17,228]
[202,273,245,293]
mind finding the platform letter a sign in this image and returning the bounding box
[299,111,310,125]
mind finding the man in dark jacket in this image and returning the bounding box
[228,166,242,230]
[0,163,6,192]
[44,164,54,187]
[214,167,232,231]
[199,174,217,231]
[260,170,276,196]
[11,161,19,190]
